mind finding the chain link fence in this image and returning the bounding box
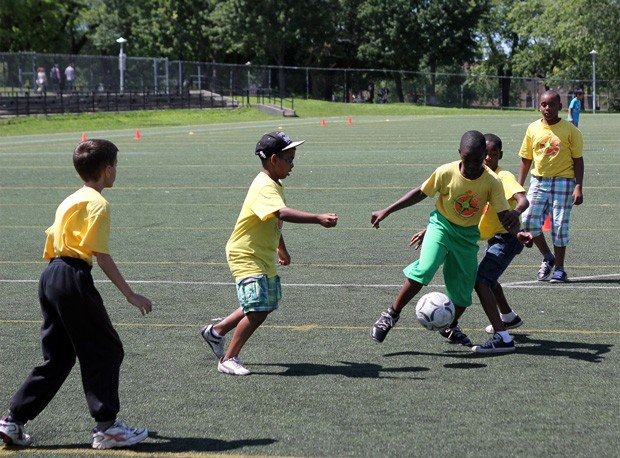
[1,51,618,115]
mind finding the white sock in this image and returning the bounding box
[497,331,512,343]
[210,327,223,338]
[500,311,517,322]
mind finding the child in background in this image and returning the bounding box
[518,89,584,283]
[201,131,338,375]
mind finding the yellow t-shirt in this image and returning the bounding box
[43,186,111,265]
[519,118,583,178]
[478,167,525,240]
[226,172,286,280]
[421,161,509,227]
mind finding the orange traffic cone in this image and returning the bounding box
[542,214,551,231]
[81,132,87,141]
[347,117,352,125]
[321,118,326,127]
[134,129,141,140]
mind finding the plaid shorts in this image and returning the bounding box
[236,274,281,313]
[522,176,575,247]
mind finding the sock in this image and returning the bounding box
[544,252,555,262]
[388,307,399,317]
[555,266,564,272]
[500,311,517,322]
[96,420,115,432]
[210,327,223,338]
[497,330,512,343]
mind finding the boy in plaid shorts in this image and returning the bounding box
[200,131,338,375]
[518,89,584,283]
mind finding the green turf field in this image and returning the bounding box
[1,111,619,457]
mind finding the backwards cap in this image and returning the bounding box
[255,131,304,160]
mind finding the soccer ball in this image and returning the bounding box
[415,292,455,331]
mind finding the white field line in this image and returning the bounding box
[1,272,620,288]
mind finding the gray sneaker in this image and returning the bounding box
[92,420,148,449]
[472,333,515,354]
[0,417,32,446]
[218,356,251,375]
[537,257,555,281]
[201,325,226,359]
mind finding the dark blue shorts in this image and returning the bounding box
[476,233,524,289]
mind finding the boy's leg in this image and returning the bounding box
[549,178,574,282]
[8,265,79,423]
[522,177,555,280]
[223,311,269,360]
[58,275,124,423]
[371,213,448,343]
[475,282,505,332]
[370,279,423,343]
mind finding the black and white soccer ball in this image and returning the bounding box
[415,292,455,331]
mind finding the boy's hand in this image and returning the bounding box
[127,293,153,316]
[278,246,291,265]
[318,213,338,228]
[573,185,583,205]
[409,228,426,250]
[371,209,389,228]
[517,231,534,248]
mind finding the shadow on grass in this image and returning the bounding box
[512,333,612,362]
[32,433,277,453]
[383,349,488,369]
[253,361,430,379]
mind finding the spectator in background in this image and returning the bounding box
[49,64,61,92]
[567,89,584,127]
[36,67,46,95]
[65,63,75,94]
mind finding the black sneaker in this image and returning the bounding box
[440,326,473,347]
[485,315,523,334]
[537,256,555,281]
[472,333,515,354]
[370,309,399,343]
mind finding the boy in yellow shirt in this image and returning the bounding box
[370,131,529,347]
[410,133,531,353]
[518,90,584,283]
[0,140,152,449]
[201,131,338,375]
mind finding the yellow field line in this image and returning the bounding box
[1,319,618,335]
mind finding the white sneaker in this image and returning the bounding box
[0,417,32,446]
[218,356,251,375]
[201,325,226,359]
[92,420,148,449]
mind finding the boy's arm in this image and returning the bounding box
[512,191,529,215]
[96,252,153,315]
[276,207,338,227]
[517,158,532,186]
[371,186,427,229]
[573,157,584,205]
[277,235,291,265]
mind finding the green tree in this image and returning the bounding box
[0,0,90,54]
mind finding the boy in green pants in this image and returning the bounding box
[370,130,530,347]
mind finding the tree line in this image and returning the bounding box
[2,0,619,105]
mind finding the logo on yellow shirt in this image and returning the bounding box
[453,190,480,218]
[536,134,560,156]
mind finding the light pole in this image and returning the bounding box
[589,49,597,114]
[117,37,127,94]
